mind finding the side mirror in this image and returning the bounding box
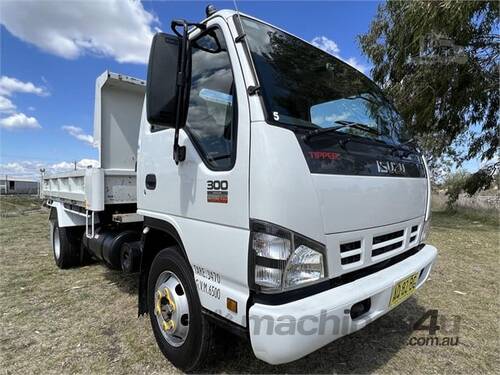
[146,33,188,128]
[147,20,203,164]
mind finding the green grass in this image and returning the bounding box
[434,207,499,227]
[0,197,498,374]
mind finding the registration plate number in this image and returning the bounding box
[389,272,418,307]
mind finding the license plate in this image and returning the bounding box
[389,272,418,307]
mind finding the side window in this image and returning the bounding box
[186,28,236,170]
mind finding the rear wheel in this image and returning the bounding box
[50,219,82,269]
[120,241,140,273]
[148,247,216,372]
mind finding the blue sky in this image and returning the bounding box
[0,0,479,178]
[0,0,381,178]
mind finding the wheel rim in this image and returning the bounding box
[53,226,61,260]
[154,270,190,347]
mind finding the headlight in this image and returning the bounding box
[250,221,327,292]
[284,244,325,288]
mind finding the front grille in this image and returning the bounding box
[372,229,405,257]
[372,241,403,256]
[373,230,404,245]
[340,240,362,265]
[409,225,419,245]
[336,220,423,270]
[342,254,361,264]
[340,240,361,253]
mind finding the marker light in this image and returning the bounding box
[420,214,432,243]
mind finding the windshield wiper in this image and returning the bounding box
[333,120,381,135]
[399,138,416,147]
[304,120,380,141]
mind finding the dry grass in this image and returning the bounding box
[0,198,498,374]
[0,195,43,217]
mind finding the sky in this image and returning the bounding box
[0,0,480,179]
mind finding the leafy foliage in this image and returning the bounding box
[441,166,499,207]
[359,1,499,190]
[442,170,470,208]
[463,162,499,195]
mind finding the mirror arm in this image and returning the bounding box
[171,19,206,37]
[171,20,190,165]
[169,19,206,165]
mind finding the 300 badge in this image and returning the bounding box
[207,180,228,204]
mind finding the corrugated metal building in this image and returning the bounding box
[0,176,39,195]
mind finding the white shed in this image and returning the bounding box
[0,176,39,195]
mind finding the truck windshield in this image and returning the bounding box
[240,17,410,146]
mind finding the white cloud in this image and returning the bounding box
[0,162,33,175]
[0,76,49,97]
[344,57,368,75]
[0,76,48,128]
[50,159,99,171]
[312,36,340,56]
[0,113,41,129]
[0,96,16,113]
[0,0,158,64]
[311,35,368,74]
[0,159,99,179]
[62,125,95,147]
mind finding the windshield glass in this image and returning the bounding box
[241,17,410,146]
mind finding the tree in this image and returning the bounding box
[359,1,499,193]
[442,170,470,209]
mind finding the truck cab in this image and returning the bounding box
[44,7,437,371]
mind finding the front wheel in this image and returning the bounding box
[148,247,216,372]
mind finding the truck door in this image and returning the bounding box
[138,17,250,230]
[138,17,250,222]
[138,17,251,325]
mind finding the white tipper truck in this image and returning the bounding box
[42,6,437,371]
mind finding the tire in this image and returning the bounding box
[148,247,216,372]
[120,241,140,273]
[80,243,95,266]
[50,219,82,269]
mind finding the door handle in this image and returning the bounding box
[145,174,156,190]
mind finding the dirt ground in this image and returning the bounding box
[0,198,498,374]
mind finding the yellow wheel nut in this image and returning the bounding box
[164,288,176,311]
[163,320,174,332]
[155,291,163,315]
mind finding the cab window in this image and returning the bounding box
[186,28,236,170]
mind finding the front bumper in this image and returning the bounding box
[248,244,437,364]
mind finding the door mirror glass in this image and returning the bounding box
[146,33,186,128]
